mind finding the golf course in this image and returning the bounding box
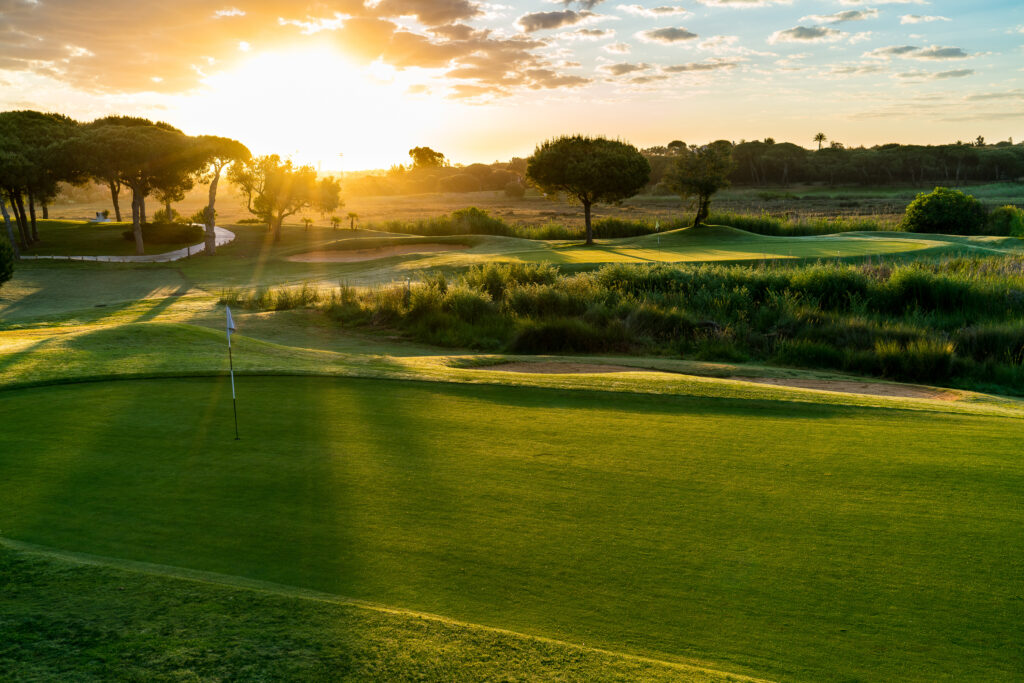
[2,211,1024,682]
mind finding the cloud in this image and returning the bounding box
[603,41,631,53]
[551,0,608,8]
[900,15,950,24]
[839,0,925,4]
[517,10,597,32]
[800,9,878,24]
[617,4,691,18]
[769,26,845,44]
[826,63,887,76]
[662,58,741,72]
[966,90,1024,101]
[864,45,969,60]
[695,0,794,6]
[896,69,974,80]
[561,27,615,40]
[213,8,245,18]
[599,61,650,76]
[636,26,698,43]
[373,0,483,26]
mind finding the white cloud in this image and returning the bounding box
[617,4,692,18]
[603,41,632,53]
[695,0,793,6]
[770,26,845,44]
[636,26,699,43]
[213,7,245,18]
[864,44,969,60]
[900,15,950,24]
[800,9,878,24]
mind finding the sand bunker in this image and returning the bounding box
[485,362,651,374]
[485,362,959,400]
[288,243,468,263]
[732,377,959,401]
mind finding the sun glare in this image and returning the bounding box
[173,45,444,171]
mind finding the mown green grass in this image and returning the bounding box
[1,375,1022,682]
[1,543,727,682]
[19,220,198,256]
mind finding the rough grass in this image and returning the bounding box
[1,542,726,682]
[1,376,1022,682]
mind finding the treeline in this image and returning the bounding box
[0,110,251,256]
[645,138,1024,190]
[346,157,526,197]
[1,109,343,256]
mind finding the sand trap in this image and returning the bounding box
[485,362,959,400]
[485,362,651,374]
[733,377,959,401]
[288,243,468,263]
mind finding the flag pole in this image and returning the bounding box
[226,306,239,440]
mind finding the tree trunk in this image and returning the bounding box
[693,196,710,228]
[272,214,283,243]
[41,201,48,219]
[131,190,144,256]
[583,201,593,246]
[28,192,38,242]
[109,180,122,221]
[164,198,172,220]
[204,163,222,255]
[0,196,19,259]
[13,192,30,248]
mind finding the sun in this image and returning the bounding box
[172,44,445,171]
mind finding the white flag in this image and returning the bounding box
[226,306,236,346]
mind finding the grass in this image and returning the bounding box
[5,193,1024,681]
[19,220,199,256]
[0,375,1022,682]
[1,542,727,682]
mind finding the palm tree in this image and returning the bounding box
[302,217,313,232]
[814,132,827,151]
[347,212,358,230]
[330,215,341,230]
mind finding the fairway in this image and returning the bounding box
[2,375,1022,681]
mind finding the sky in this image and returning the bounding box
[1,0,1022,170]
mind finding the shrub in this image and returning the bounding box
[774,339,844,369]
[504,181,526,199]
[152,207,179,224]
[901,187,987,234]
[462,262,558,300]
[442,285,495,323]
[510,318,616,353]
[986,205,1024,237]
[122,222,203,244]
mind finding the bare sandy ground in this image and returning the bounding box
[287,244,469,262]
[732,377,960,401]
[485,362,959,400]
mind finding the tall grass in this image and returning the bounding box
[221,255,1024,393]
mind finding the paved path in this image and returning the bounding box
[20,226,235,263]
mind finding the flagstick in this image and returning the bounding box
[228,337,239,440]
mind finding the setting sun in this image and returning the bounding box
[173,45,447,170]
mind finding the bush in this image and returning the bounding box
[901,187,987,234]
[986,205,1024,237]
[510,318,617,353]
[504,181,526,199]
[122,222,203,244]
[462,262,558,300]
[152,207,179,224]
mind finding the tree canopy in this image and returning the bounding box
[408,146,446,169]
[526,135,650,245]
[663,140,735,228]
[229,155,341,242]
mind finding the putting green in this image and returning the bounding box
[1,375,1022,682]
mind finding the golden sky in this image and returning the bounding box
[1,0,1022,169]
